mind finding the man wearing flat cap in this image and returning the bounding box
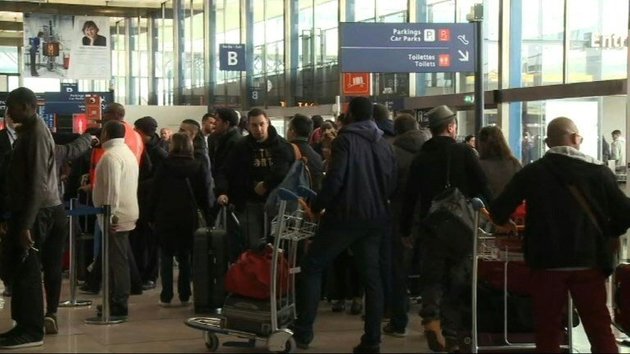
[400,105,490,352]
[132,116,167,290]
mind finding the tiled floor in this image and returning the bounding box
[0,279,628,353]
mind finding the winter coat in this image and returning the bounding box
[490,150,630,274]
[400,136,490,237]
[312,120,397,222]
[149,156,210,250]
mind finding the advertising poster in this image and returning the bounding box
[22,14,111,80]
[69,16,111,79]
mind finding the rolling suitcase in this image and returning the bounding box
[193,207,229,314]
[222,293,293,336]
[614,263,630,334]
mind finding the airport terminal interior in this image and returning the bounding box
[0,0,629,353]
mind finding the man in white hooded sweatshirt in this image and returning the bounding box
[92,120,139,320]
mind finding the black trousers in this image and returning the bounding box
[87,236,143,295]
[7,205,66,338]
[129,220,159,283]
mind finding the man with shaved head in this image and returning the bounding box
[490,117,630,353]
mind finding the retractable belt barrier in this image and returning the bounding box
[59,198,99,308]
[82,204,124,324]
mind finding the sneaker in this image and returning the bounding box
[352,342,380,353]
[382,323,407,338]
[158,300,171,308]
[0,327,19,340]
[0,333,43,349]
[331,300,345,313]
[44,314,58,335]
[180,300,190,307]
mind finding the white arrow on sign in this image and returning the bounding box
[458,50,470,62]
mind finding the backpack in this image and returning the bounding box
[264,143,312,218]
[422,145,475,258]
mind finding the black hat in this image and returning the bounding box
[134,116,158,136]
[426,105,456,127]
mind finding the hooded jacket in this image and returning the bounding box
[391,129,430,212]
[216,125,294,211]
[400,136,490,237]
[312,120,397,222]
[376,118,396,144]
[490,148,630,274]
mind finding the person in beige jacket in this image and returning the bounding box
[92,120,139,321]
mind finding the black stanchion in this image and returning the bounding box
[59,198,92,307]
[85,205,125,325]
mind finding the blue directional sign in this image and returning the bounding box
[219,43,246,71]
[340,23,476,73]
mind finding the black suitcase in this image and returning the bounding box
[222,294,293,336]
[193,208,230,314]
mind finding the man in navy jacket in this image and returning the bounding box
[292,97,397,354]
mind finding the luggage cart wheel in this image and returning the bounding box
[203,331,219,352]
[267,329,294,353]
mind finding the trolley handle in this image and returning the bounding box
[297,185,317,199]
[277,188,300,201]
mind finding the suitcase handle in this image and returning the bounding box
[215,205,240,229]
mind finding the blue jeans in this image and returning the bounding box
[293,217,386,346]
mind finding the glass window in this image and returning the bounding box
[354,0,376,22]
[566,0,629,83]
[520,0,564,87]
[377,0,406,18]
[521,97,604,164]
[0,47,18,73]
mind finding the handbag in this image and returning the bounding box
[225,244,289,300]
[185,178,207,228]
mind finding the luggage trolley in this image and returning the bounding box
[468,198,574,353]
[185,186,317,353]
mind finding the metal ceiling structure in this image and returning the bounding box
[0,0,164,46]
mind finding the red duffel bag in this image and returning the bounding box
[225,244,290,300]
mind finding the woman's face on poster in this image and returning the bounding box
[84,25,98,38]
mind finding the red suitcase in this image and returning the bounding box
[614,263,630,334]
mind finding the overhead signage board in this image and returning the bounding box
[219,43,246,71]
[340,22,475,73]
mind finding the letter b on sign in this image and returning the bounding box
[228,51,238,66]
[220,44,246,71]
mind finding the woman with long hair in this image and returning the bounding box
[149,133,210,306]
[477,126,522,199]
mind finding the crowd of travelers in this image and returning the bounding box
[0,86,629,353]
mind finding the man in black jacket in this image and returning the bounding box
[209,108,241,180]
[291,97,397,354]
[216,108,294,248]
[132,116,168,290]
[286,114,323,192]
[400,105,490,352]
[490,117,630,353]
